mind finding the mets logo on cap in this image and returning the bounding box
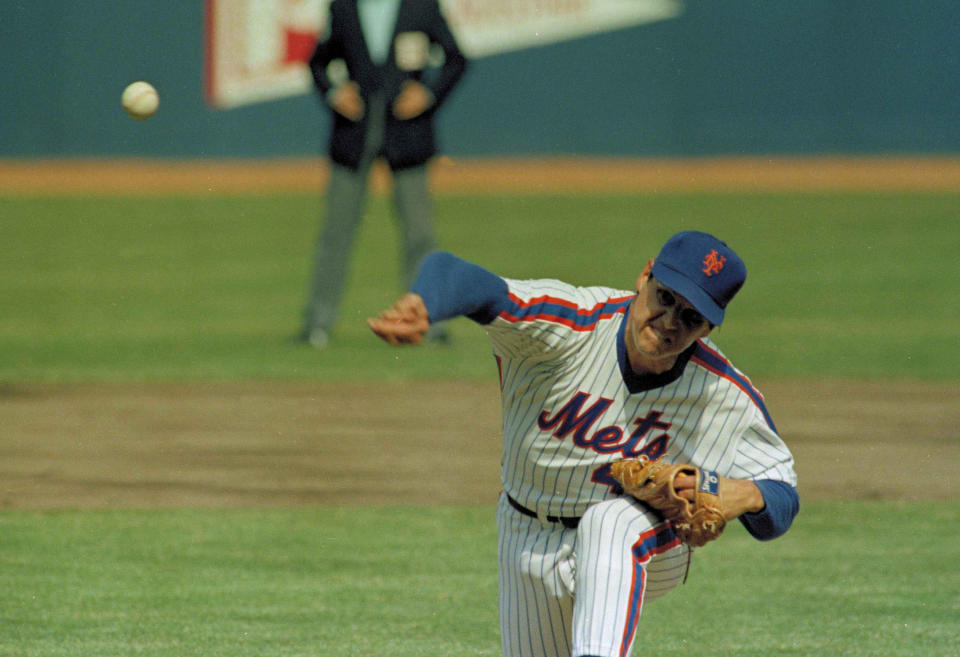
[701,249,726,276]
[650,231,747,326]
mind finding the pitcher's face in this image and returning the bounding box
[625,260,713,373]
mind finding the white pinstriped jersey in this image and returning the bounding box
[485,276,797,519]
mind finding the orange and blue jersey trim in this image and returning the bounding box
[498,292,634,331]
[691,341,778,433]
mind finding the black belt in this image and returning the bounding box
[506,494,581,529]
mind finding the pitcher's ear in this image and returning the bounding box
[636,258,655,291]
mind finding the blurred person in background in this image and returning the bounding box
[301,0,468,348]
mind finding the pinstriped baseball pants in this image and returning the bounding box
[496,494,690,657]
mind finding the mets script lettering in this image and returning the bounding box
[536,392,670,459]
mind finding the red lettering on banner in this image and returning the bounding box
[452,0,587,23]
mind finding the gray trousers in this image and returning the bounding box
[304,97,438,334]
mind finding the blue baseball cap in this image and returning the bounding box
[650,231,746,326]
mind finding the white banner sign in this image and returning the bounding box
[206,0,682,108]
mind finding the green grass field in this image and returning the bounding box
[2,190,958,656]
[2,192,958,382]
[2,502,958,657]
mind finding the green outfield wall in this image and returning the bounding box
[2,1,957,158]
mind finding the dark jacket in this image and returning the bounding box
[309,0,468,171]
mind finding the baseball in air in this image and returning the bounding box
[121,81,159,120]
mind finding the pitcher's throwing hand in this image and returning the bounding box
[368,293,430,345]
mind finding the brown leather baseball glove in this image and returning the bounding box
[609,456,726,547]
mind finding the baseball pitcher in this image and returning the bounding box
[368,231,800,657]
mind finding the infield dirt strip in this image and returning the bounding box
[1,380,958,509]
[3,155,960,195]
[1,158,958,509]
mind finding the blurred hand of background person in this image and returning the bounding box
[331,81,365,120]
[392,80,433,120]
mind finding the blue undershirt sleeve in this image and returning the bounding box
[738,479,800,541]
[411,251,509,325]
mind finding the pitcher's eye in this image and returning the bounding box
[680,309,706,330]
[656,288,675,308]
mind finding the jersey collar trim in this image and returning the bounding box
[690,341,778,433]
